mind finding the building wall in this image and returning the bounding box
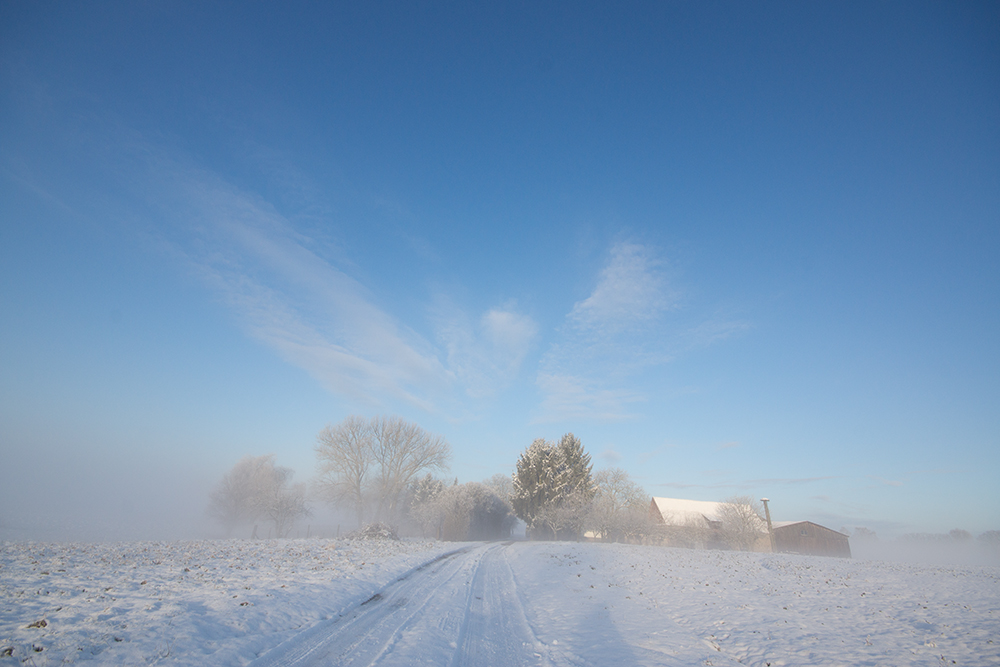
[773,522,851,558]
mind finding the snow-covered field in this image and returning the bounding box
[507,543,1000,666]
[2,539,998,666]
[0,538,456,665]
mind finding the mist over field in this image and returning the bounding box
[1,0,998,579]
[4,4,998,663]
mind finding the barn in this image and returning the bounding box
[649,497,724,528]
[772,521,852,558]
[647,496,769,550]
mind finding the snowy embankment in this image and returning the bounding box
[2,539,999,666]
[0,538,457,665]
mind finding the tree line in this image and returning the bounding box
[207,415,765,546]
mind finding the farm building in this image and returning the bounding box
[772,521,852,558]
[648,496,768,550]
[649,497,724,529]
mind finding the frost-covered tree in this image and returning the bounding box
[554,434,593,499]
[717,495,766,551]
[512,433,595,540]
[315,416,374,528]
[369,416,451,523]
[411,473,446,506]
[979,530,1000,545]
[209,455,271,535]
[462,484,516,540]
[208,455,310,538]
[588,468,652,542]
[315,415,450,528]
[258,468,310,538]
[537,488,591,540]
[482,473,514,504]
[414,482,515,540]
[408,474,446,537]
[511,439,560,536]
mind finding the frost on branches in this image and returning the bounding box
[589,468,655,543]
[512,433,596,540]
[315,415,451,529]
[408,478,515,541]
[208,455,310,538]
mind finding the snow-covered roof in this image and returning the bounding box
[650,497,725,526]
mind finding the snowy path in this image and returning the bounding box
[4,539,997,665]
[250,542,737,667]
[250,543,551,667]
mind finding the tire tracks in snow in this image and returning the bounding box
[252,542,716,667]
[251,542,573,667]
[249,544,480,667]
[451,542,551,667]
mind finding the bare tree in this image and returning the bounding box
[588,468,652,543]
[482,473,514,504]
[369,415,451,523]
[659,519,714,550]
[209,455,310,538]
[537,488,591,541]
[257,468,310,538]
[316,416,375,528]
[208,455,271,535]
[717,495,766,551]
[315,415,450,528]
[979,530,1000,545]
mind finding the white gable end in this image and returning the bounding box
[651,496,726,527]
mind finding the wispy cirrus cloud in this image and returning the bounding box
[535,373,645,422]
[867,475,904,487]
[685,315,752,348]
[534,240,751,423]
[433,300,537,399]
[140,158,537,414]
[2,99,481,408]
[568,242,675,336]
[167,173,452,411]
[597,446,623,464]
[534,241,674,422]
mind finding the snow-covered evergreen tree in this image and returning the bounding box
[554,433,595,501]
[512,434,595,539]
[511,439,556,535]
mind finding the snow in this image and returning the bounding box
[2,540,998,666]
[506,543,1000,666]
[0,538,456,665]
[650,497,728,524]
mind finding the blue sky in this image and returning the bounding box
[2,2,998,540]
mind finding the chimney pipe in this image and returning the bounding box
[761,498,776,553]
